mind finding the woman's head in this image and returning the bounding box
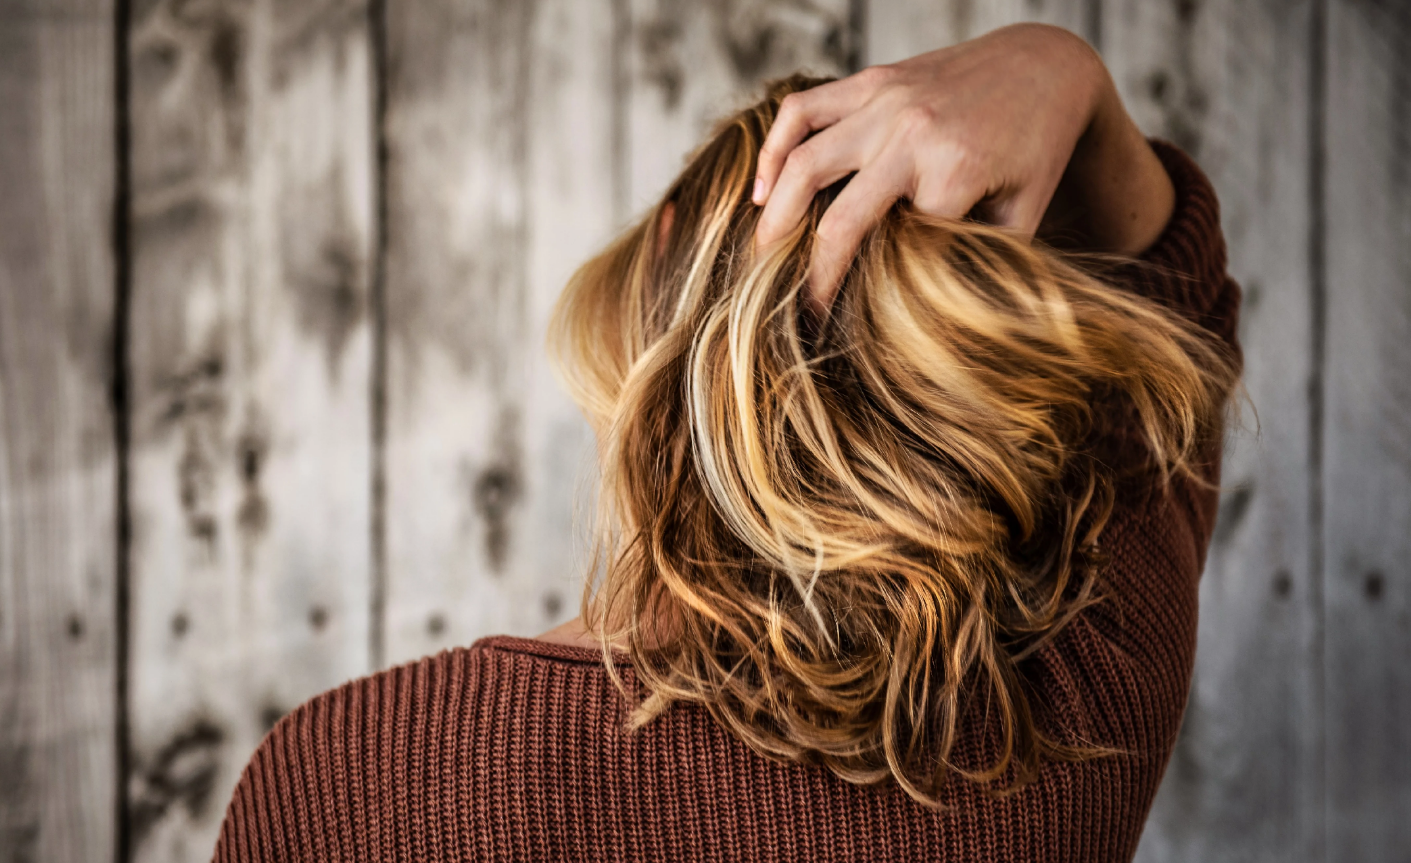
[550,75,1237,804]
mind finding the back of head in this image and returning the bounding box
[550,75,1236,804]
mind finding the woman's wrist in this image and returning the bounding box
[1039,68,1176,257]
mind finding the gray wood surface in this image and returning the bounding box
[1324,1,1411,858]
[0,2,119,861]
[864,0,1091,63]
[624,0,854,212]
[124,1,375,860]
[380,0,596,666]
[517,0,620,641]
[3,1,1410,859]
[1099,2,1325,860]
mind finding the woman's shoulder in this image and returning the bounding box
[208,636,627,863]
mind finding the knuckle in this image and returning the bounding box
[816,205,866,246]
[855,64,896,90]
[783,143,820,179]
[947,137,987,176]
[896,104,939,139]
[776,91,807,121]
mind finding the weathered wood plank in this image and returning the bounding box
[1324,1,1411,857]
[864,0,1092,66]
[381,0,617,665]
[125,1,375,859]
[625,0,855,214]
[1096,2,1324,860]
[518,0,621,637]
[0,1,119,860]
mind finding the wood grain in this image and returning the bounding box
[0,1,118,860]
[124,1,375,859]
[864,0,1092,64]
[1095,1,1325,860]
[625,0,855,213]
[1324,0,1411,857]
[518,0,620,639]
[2,1,1410,855]
[381,0,617,664]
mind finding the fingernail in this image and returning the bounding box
[752,177,765,204]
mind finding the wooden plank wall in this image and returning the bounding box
[1,0,1409,860]
[1324,1,1411,857]
[1099,2,1325,860]
[124,1,375,860]
[0,2,118,861]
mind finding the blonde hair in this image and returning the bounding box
[550,75,1238,805]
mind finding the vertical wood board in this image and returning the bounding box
[125,1,375,859]
[1095,1,1325,858]
[381,0,618,664]
[519,0,621,635]
[625,0,855,216]
[0,1,119,861]
[864,0,1092,66]
[1324,0,1411,857]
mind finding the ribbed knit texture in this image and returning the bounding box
[212,141,1242,863]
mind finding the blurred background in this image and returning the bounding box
[2,0,1408,861]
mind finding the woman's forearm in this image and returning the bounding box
[1039,73,1176,257]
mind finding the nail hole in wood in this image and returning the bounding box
[66,614,84,641]
[240,440,261,482]
[473,463,521,572]
[1273,570,1292,598]
[543,591,563,618]
[1148,70,1170,103]
[172,612,189,637]
[308,606,328,631]
[1365,571,1385,601]
[427,613,446,636]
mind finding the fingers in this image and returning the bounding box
[753,68,889,205]
[809,142,984,313]
[985,184,1058,237]
[805,160,911,312]
[755,113,876,247]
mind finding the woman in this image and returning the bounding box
[214,23,1240,863]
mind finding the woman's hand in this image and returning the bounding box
[753,23,1175,311]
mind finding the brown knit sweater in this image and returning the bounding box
[212,141,1241,863]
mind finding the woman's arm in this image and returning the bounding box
[751,23,1174,309]
[1038,78,1175,256]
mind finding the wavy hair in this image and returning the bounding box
[549,75,1238,805]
